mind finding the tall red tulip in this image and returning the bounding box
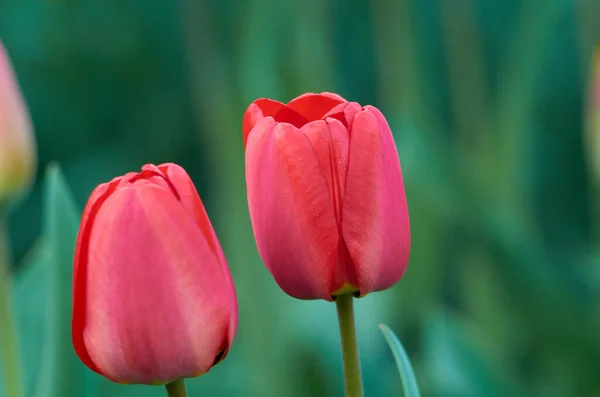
[243,92,410,301]
[72,163,237,385]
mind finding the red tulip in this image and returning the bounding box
[72,163,237,385]
[243,92,410,301]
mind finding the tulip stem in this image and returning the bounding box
[0,215,25,397]
[335,293,364,397]
[165,379,187,397]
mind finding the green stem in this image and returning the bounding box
[165,379,187,397]
[335,294,364,397]
[0,215,24,397]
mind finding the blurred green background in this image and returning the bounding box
[1,0,600,396]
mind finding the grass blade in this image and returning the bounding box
[379,324,421,397]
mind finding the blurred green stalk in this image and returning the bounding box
[165,379,187,397]
[0,214,24,397]
[336,294,363,397]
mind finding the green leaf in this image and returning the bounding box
[379,324,421,397]
[11,238,49,397]
[33,163,97,397]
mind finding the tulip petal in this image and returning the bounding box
[301,119,357,292]
[82,184,232,384]
[323,102,362,130]
[158,163,237,346]
[291,92,347,104]
[288,93,346,121]
[272,107,310,128]
[243,99,288,147]
[73,181,116,376]
[245,119,338,300]
[301,120,348,222]
[243,103,266,147]
[243,99,309,147]
[342,107,410,295]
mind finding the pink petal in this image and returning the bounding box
[243,103,266,148]
[320,92,347,102]
[243,99,286,147]
[323,102,362,130]
[300,119,354,291]
[83,184,233,384]
[291,92,348,104]
[73,181,117,376]
[243,100,309,147]
[272,107,310,128]
[245,119,338,300]
[341,107,410,295]
[288,93,346,121]
[158,163,237,346]
[594,48,600,108]
[301,120,348,221]
[0,43,29,131]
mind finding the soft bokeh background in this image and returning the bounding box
[1,0,600,396]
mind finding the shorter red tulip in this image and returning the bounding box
[243,92,411,301]
[72,163,237,385]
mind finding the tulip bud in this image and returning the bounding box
[587,48,600,184]
[72,163,237,385]
[0,42,36,209]
[243,92,410,301]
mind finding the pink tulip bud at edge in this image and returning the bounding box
[0,42,36,208]
[587,47,600,184]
